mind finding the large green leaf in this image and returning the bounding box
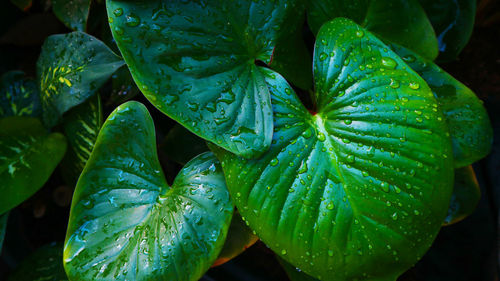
[0,212,7,253]
[210,18,454,280]
[61,93,102,185]
[0,71,41,118]
[52,0,91,31]
[7,243,68,281]
[37,31,124,128]
[390,44,492,168]
[444,165,480,225]
[64,101,233,281]
[0,117,67,215]
[307,0,439,60]
[418,0,476,62]
[106,0,303,158]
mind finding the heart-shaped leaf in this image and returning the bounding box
[307,0,439,60]
[0,117,67,215]
[37,31,124,128]
[0,212,7,253]
[418,0,476,62]
[52,0,91,31]
[8,243,68,281]
[106,0,303,158]
[211,18,453,280]
[61,93,102,185]
[390,44,492,168]
[444,165,481,225]
[0,71,41,118]
[64,101,233,281]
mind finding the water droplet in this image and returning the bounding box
[390,79,400,89]
[381,57,397,69]
[319,52,328,61]
[355,30,364,38]
[326,202,334,210]
[270,158,279,166]
[281,249,287,255]
[381,182,390,192]
[328,250,334,257]
[409,82,420,90]
[125,13,141,27]
[113,8,123,17]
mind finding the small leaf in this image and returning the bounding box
[307,0,439,60]
[211,19,454,280]
[444,166,481,225]
[64,101,233,281]
[37,31,124,128]
[7,243,68,281]
[52,0,91,31]
[161,124,208,166]
[0,71,42,118]
[106,0,304,158]
[0,212,8,253]
[0,117,67,215]
[61,93,102,186]
[418,0,476,61]
[390,43,493,167]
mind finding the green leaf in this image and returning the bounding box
[213,211,259,267]
[61,93,102,186]
[390,44,492,168]
[210,18,454,280]
[161,124,208,166]
[52,0,91,31]
[106,0,303,158]
[64,101,233,281]
[0,71,42,118]
[0,212,7,253]
[7,243,68,281]
[37,31,124,128]
[278,257,319,281]
[418,0,476,62]
[0,117,67,215]
[307,0,439,60]
[444,165,480,225]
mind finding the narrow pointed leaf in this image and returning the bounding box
[307,0,439,60]
[418,0,476,61]
[8,243,68,281]
[0,212,7,253]
[106,0,303,158]
[0,117,67,215]
[37,31,124,128]
[64,101,233,281]
[61,93,102,185]
[444,165,481,225]
[211,19,453,280]
[52,0,91,31]
[390,44,492,167]
[0,71,41,118]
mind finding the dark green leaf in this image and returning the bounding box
[0,117,67,215]
[210,18,453,280]
[52,0,91,31]
[161,124,208,166]
[390,44,492,168]
[213,211,259,267]
[418,0,476,62]
[0,71,41,118]
[444,165,480,225]
[7,243,68,281]
[37,31,124,128]
[64,101,233,281]
[278,257,319,281]
[307,0,439,60]
[106,0,303,158]
[61,93,102,186]
[0,212,7,253]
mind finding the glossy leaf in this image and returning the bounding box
[444,166,480,225]
[0,212,7,253]
[52,0,91,31]
[419,0,476,61]
[37,31,124,128]
[213,211,259,267]
[278,257,319,281]
[0,71,42,118]
[106,0,303,158]
[307,0,439,60]
[61,94,102,185]
[7,243,68,281]
[211,18,454,280]
[0,117,67,215]
[162,124,208,166]
[390,44,492,168]
[64,101,233,281]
